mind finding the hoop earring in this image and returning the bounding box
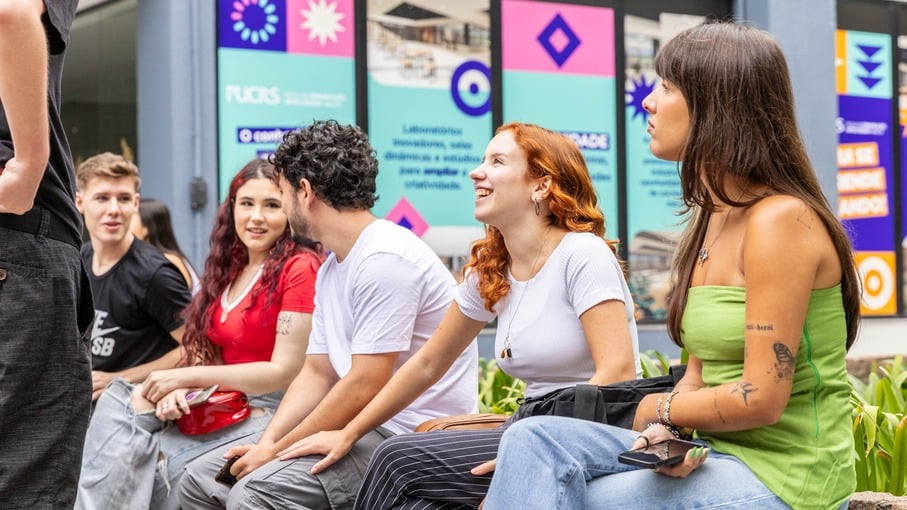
[534,199,541,216]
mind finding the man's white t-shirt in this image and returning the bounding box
[456,232,641,398]
[307,220,478,434]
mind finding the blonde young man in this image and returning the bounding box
[76,153,191,400]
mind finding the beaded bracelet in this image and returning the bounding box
[655,394,665,423]
[662,391,679,427]
[646,422,681,439]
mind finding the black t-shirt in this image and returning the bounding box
[82,239,192,372]
[0,0,82,247]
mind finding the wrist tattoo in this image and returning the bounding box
[772,342,795,383]
[730,382,757,406]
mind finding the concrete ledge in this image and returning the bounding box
[850,492,907,509]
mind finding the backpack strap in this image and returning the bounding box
[574,384,600,421]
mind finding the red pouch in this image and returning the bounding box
[176,391,251,435]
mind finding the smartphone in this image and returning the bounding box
[185,384,219,408]
[617,438,701,469]
[215,455,241,487]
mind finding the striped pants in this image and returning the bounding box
[354,427,508,510]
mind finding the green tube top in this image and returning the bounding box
[682,285,854,510]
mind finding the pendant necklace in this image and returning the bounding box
[220,264,264,323]
[697,212,729,265]
[698,190,746,265]
[501,225,553,359]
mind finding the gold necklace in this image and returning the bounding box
[697,212,729,265]
[501,225,553,359]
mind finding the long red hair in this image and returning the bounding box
[180,159,322,365]
[465,122,616,311]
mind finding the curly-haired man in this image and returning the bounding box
[180,120,479,510]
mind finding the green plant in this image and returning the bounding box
[477,358,525,414]
[639,349,672,378]
[850,355,907,495]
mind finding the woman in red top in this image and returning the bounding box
[76,159,323,510]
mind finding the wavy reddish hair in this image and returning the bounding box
[465,122,617,311]
[180,159,323,366]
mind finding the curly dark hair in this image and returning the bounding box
[271,119,379,210]
[180,158,323,366]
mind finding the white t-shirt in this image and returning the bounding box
[307,220,478,434]
[456,232,641,398]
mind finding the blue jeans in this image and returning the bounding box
[484,416,791,510]
[76,379,281,510]
[0,230,92,509]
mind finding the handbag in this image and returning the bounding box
[512,365,686,430]
[415,413,509,432]
[176,391,251,435]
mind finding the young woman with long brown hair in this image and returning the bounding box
[482,21,858,510]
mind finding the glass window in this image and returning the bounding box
[64,0,138,166]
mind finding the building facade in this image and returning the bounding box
[65,0,904,352]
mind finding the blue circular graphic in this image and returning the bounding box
[451,61,491,117]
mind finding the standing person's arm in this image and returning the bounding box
[0,0,50,214]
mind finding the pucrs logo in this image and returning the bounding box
[225,84,281,105]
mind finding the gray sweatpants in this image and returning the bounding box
[180,427,393,510]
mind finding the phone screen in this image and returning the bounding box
[186,384,219,408]
[617,438,699,469]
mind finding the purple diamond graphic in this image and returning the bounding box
[537,13,581,68]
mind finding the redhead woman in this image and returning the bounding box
[76,159,323,510]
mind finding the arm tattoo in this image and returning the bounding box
[276,314,291,336]
[772,342,795,383]
[714,388,727,424]
[730,382,757,406]
[745,323,774,332]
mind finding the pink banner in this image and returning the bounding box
[287,0,354,57]
[502,0,614,76]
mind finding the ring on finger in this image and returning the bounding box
[636,435,650,449]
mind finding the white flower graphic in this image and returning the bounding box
[301,0,345,46]
[231,0,279,45]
